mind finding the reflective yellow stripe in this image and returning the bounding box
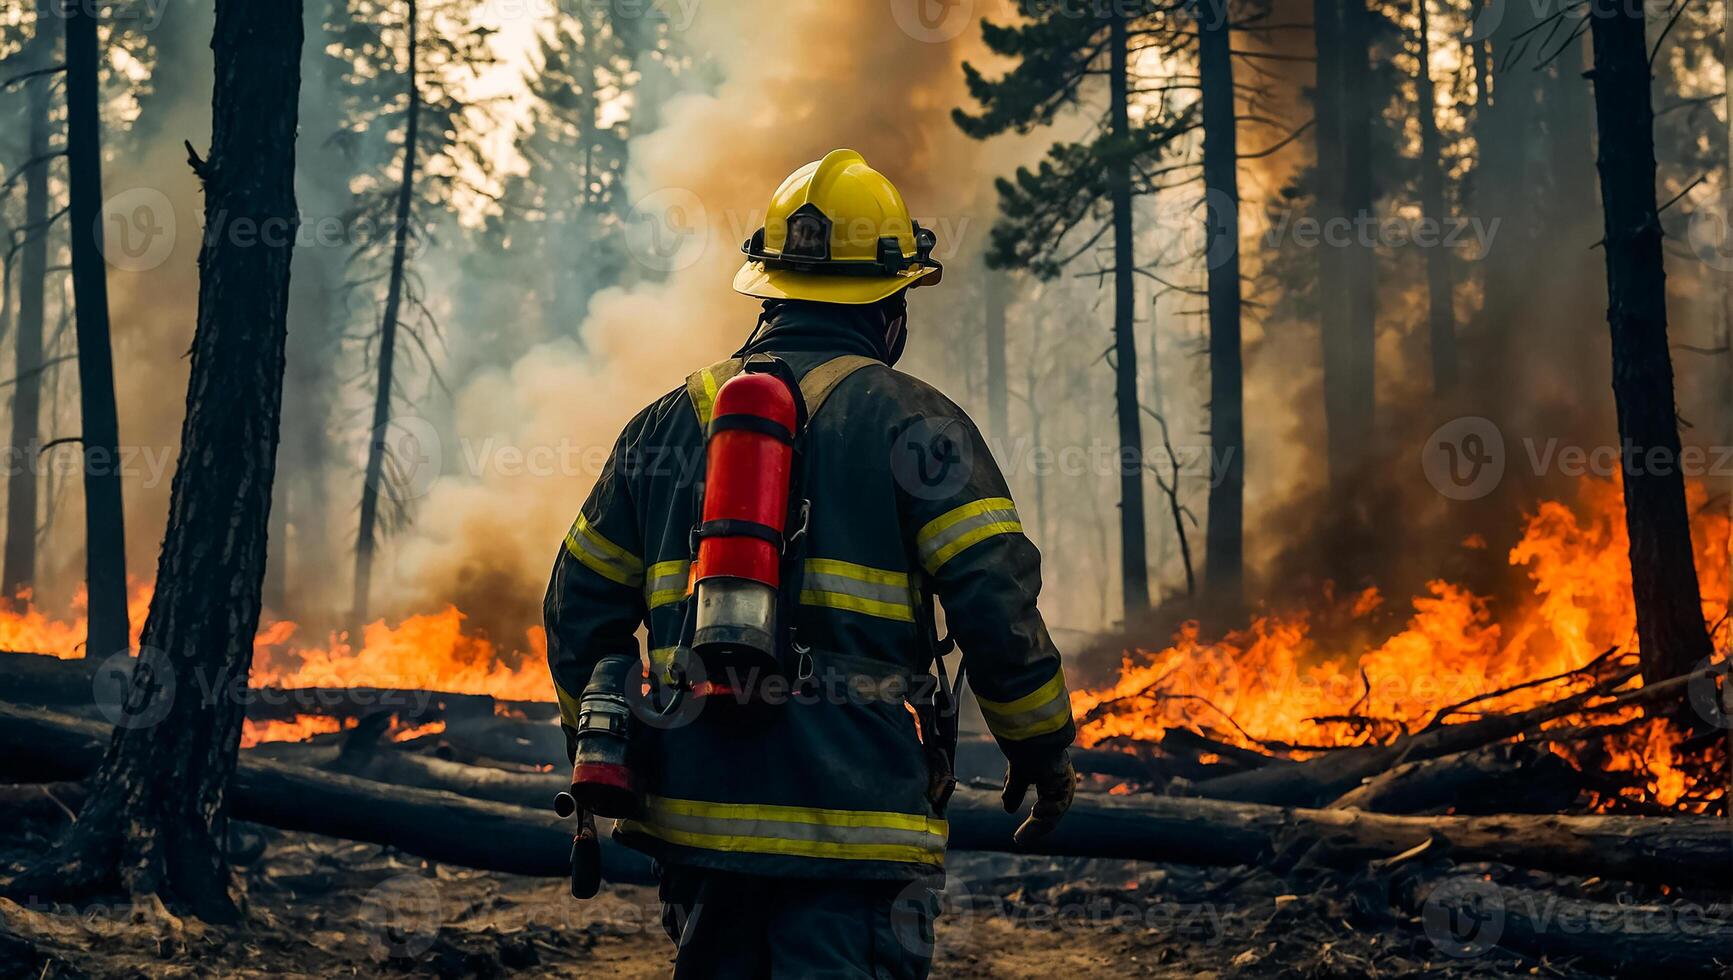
[616,795,948,865]
[798,558,916,622]
[648,646,678,684]
[977,668,1073,741]
[564,513,643,587]
[916,498,1023,573]
[553,678,583,729]
[645,559,691,609]
[799,590,917,622]
[647,796,940,831]
[694,369,720,426]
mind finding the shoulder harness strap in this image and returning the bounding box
[797,354,878,419]
[685,358,747,429]
[686,354,877,427]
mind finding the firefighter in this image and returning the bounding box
[545,148,1076,978]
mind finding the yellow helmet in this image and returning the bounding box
[733,148,944,305]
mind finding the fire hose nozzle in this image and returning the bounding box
[554,790,578,818]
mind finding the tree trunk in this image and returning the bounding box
[1337,0,1377,460]
[984,268,1009,451]
[1313,0,1351,487]
[0,703,651,882]
[1473,0,1545,390]
[1198,0,1244,604]
[4,0,304,921]
[63,1,129,660]
[1107,11,1150,620]
[1414,0,1457,392]
[1585,2,1716,684]
[353,0,420,628]
[4,14,53,598]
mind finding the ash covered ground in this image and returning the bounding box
[1,828,1615,979]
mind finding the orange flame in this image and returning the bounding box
[1075,478,1731,811]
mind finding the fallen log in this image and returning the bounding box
[1327,744,1584,814]
[948,786,1730,884]
[437,714,566,768]
[0,652,101,707]
[1190,665,1710,806]
[244,687,559,725]
[0,702,650,882]
[4,703,1724,885]
[253,731,558,811]
[0,648,560,724]
[1397,874,1733,977]
[0,782,86,826]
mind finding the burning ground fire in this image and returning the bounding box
[6,588,546,747]
[1074,478,1732,813]
[2,478,1726,803]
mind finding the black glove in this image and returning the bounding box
[1001,750,1075,845]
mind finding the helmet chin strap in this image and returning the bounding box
[878,289,909,366]
[882,314,907,366]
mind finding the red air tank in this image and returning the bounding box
[691,370,799,676]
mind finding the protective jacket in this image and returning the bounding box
[544,305,1075,881]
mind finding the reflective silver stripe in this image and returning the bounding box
[645,560,690,609]
[916,498,1023,573]
[563,514,643,587]
[977,668,1072,741]
[799,558,916,622]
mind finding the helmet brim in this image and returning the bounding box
[731,261,941,305]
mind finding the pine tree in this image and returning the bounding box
[954,4,1188,620]
[498,9,634,329]
[956,0,1267,612]
[329,0,494,626]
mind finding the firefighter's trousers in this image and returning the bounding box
[657,866,938,979]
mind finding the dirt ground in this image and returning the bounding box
[1,829,1608,979]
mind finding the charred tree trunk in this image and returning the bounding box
[1198,0,1243,603]
[984,268,1010,451]
[4,0,304,921]
[4,14,54,598]
[1585,2,1716,684]
[353,0,420,628]
[63,0,129,659]
[1313,0,1358,487]
[1414,0,1456,392]
[1108,10,1150,620]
